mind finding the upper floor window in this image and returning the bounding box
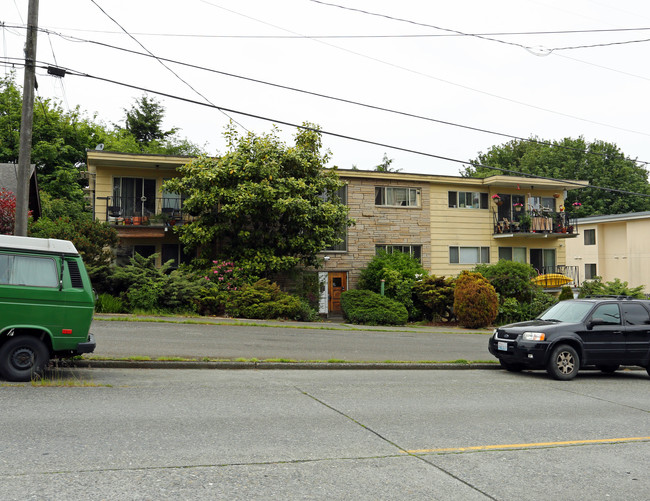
[376,244,422,260]
[375,187,421,207]
[324,185,348,252]
[584,229,596,246]
[448,191,488,209]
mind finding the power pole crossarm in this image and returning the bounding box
[15,0,39,236]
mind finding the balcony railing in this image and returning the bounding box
[493,209,579,237]
[100,196,189,225]
[534,265,580,288]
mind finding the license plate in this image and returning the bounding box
[498,341,508,352]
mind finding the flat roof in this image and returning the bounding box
[0,235,79,256]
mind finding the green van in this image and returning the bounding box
[0,235,96,381]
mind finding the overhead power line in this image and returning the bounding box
[12,24,649,165]
[19,60,648,199]
[1,48,648,167]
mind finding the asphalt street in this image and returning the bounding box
[1,368,648,500]
[89,315,493,363]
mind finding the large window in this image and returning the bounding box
[448,191,488,209]
[584,229,596,246]
[498,247,527,263]
[449,246,489,264]
[375,187,421,207]
[0,254,58,287]
[376,245,422,260]
[113,177,156,217]
[585,263,597,280]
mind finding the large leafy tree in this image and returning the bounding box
[463,137,650,216]
[164,123,351,276]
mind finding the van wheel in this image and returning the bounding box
[0,337,49,382]
[546,344,579,381]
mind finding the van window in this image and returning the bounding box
[0,254,59,287]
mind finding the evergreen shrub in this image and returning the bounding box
[453,271,499,328]
[340,289,408,326]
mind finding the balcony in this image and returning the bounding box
[493,209,579,239]
[98,196,191,226]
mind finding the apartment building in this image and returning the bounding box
[565,212,650,289]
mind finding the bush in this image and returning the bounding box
[558,286,574,301]
[453,271,498,328]
[225,279,318,321]
[412,275,456,321]
[578,277,645,299]
[357,250,427,320]
[95,293,125,313]
[340,289,408,326]
[474,260,538,302]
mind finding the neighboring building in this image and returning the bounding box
[0,163,41,220]
[565,212,650,290]
[85,150,193,267]
[319,170,588,315]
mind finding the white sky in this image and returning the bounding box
[3,0,650,176]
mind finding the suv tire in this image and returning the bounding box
[547,344,580,381]
[0,336,49,382]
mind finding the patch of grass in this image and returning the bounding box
[264,358,297,363]
[156,356,189,362]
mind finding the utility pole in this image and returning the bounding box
[15,0,39,236]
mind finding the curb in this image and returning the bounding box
[71,360,500,371]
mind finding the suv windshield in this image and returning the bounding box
[538,301,594,323]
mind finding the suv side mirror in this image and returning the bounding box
[587,318,606,329]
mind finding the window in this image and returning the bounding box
[622,303,650,326]
[0,254,58,287]
[375,187,421,207]
[376,245,422,260]
[584,229,596,246]
[585,263,597,280]
[113,177,156,217]
[448,191,488,209]
[498,247,527,263]
[449,246,489,264]
[162,244,193,269]
[529,196,556,212]
[590,304,621,325]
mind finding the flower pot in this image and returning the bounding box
[133,217,142,225]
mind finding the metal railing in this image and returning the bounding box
[101,196,188,224]
[493,209,579,236]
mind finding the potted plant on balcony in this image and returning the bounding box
[519,213,531,232]
[492,194,503,206]
[513,202,523,212]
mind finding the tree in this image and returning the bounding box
[0,188,16,234]
[374,153,401,172]
[124,95,176,146]
[463,137,650,216]
[164,123,351,276]
[453,271,499,328]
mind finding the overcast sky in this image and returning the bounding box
[3,0,650,176]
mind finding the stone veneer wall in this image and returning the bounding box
[321,177,431,289]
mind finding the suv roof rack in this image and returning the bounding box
[584,295,639,300]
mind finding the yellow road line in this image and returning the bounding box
[402,436,650,454]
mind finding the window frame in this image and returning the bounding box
[448,191,488,209]
[375,186,421,207]
[375,244,422,261]
[449,246,490,264]
[584,229,596,246]
[585,263,597,280]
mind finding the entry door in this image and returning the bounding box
[328,272,347,315]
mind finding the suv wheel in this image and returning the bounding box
[547,344,580,381]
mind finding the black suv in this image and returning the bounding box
[488,297,650,380]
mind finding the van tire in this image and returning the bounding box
[0,336,50,382]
